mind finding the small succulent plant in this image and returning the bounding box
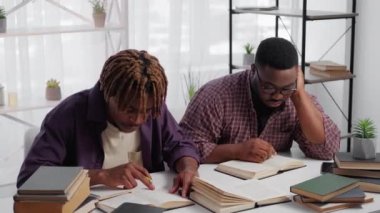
[89,0,105,13]
[353,118,376,139]
[244,43,255,54]
[0,7,6,19]
[46,79,60,88]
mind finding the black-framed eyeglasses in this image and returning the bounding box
[255,68,297,96]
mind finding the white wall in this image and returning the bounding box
[296,0,349,151]
[353,0,380,151]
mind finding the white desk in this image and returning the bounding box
[1,154,380,213]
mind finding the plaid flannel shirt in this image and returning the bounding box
[180,70,340,162]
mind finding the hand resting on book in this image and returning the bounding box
[88,157,199,197]
[89,162,155,190]
[236,138,277,163]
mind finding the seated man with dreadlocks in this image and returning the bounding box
[17,50,200,197]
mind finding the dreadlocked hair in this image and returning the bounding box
[99,49,168,118]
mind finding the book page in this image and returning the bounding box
[228,179,289,203]
[264,155,304,171]
[216,160,278,179]
[97,188,192,209]
[90,185,133,200]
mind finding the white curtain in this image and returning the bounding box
[127,0,294,119]
[0,0,126,104]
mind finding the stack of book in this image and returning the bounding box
[14,166,90,213]
[324,152,380,193]
[291,173,373,212]
[309,60,350,78]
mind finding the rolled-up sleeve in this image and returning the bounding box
[294,95,341,160]
[160,104,200,170]
[179,86,224,162]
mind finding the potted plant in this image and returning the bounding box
[352,118,377,159]
[243,43,255,66]
[0,6,6,33]
[45,79,62,101]
[183,69,200,105]
[89,0,106,28]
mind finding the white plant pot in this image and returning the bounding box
[93,12,106,28]
[243,54,255,66]
[0,18,6,33]
[45,87,62,101]
[352,137,377,159]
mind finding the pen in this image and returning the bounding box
[145,175,153,183]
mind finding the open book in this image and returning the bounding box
[190,177,290,213]
[90,185,131,200]
[215,155,305,179]
[96,189,193,212]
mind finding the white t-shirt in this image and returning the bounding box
[101,122,142,169]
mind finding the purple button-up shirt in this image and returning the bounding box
[17,83,199,187]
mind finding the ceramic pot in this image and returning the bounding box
[243,54,255,66]
[0,18,6,33]
[45,87,62,101]
[352,137,377,159]
[93,12,106,28]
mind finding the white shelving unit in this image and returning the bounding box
[0,0,127,124]
[229,0,358,151]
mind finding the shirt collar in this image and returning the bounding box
[87,81,108,123]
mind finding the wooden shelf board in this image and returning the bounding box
[0,25,124,38]
[232,8,358,20]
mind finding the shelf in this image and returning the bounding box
[0,25,124,38]
[231,64,355,84]
[232,8,358,20]
[0,98,59,114]
[231,64,250,70]
[340,132,353,139]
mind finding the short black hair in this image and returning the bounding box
[255,37,298,70]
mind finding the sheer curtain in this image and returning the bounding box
[0,0,126,104]
[127,0,295,119]
[0,0,295,116]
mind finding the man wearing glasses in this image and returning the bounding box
[180,37,340,163]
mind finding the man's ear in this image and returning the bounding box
[251,64,256,72]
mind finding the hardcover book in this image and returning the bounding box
[309,60,347,71]
[14,171,87,201]
[358,177,380,193]
[309,68,350,78]
[18,166,84,195]
[290,174,359,202]
[111,202,163,213]
[190,177,290,213]
[299,187,365,203]
[215,155,305,180]
[14,176,90,213]
[321,162,380,179]
[334,152,380,170]
[293,195,373,213]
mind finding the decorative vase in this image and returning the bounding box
[45,87,62,101]
[93,12,106,28]
[352,137,377,159]
[0,18,6,33]
[243,54,255,66]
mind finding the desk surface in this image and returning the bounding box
[1,153,380,213]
